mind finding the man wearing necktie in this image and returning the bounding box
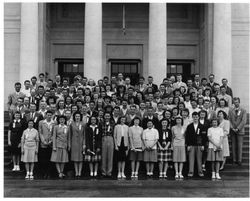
[228,98,247,166]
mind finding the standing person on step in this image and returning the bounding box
[101,112,115,178]
[142,120,159,179]
[85,116,102,178]
[21,120,39,180]
[171,116,186,180]
[157,119,172,179]
[185,112,206,178]
[68,111,86,178]
[228,97,247,166]
[38,110,55,179]
[217,110,230,170]
[50,115,70,179]
[8,111,25,171]
[114,116,129,179]
[207,119,224,180]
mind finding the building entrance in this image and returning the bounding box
[167,60,195,82]
[110,60,141,85]
[57,59,84,84]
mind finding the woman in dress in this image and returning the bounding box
[85,116,102,178]
[171,116,186,180]
[217,110,230,170]
[207,118,224,180]
[142,120,159,178]
[158,119,172,179]
[114,116,129,179]
[69,111,85,178]
[50,115,70,178]
[8,111,25,171]
[21,120,39,180]
[128,117,144,179]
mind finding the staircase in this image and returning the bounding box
[3,111,249,172]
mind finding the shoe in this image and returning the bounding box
[179,174,184,179]
[216,173,221,180]
[12,166,17,171]
[131,172,135,178]
[219,166,224,171]
[199,173,204,177]
[90,172,94,177]
[187,172,193,177]
[211,172,216,180]
[175,174,179,180]
[163,173,167,179]
[134,172,138,179]
[29,174,34,180]
[159,172,163,178]
[202,164,206,171]
[16,165,20,171]
[61,173,66,177]
[25,172,29,180]
[59,173,63,179]
[121,173,126,179]
[94,172,97,177]
[117,172,121,179]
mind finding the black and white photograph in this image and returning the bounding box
[2,0,249,198]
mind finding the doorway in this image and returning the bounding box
[57,59,84,84]
[167,60,195,82]
[110,60,141,85]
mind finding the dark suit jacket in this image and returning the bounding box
[225,86,233,97]
[207,82,219,94]
[142,116,160,130]
[85,126,102,152]
[147,84,158,93]
[185,123,206,146]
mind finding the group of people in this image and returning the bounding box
[7,72,247,181]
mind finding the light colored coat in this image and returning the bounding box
[114,124,129,147]
[228,107,247,134]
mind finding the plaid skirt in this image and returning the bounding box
[85,153,101,162]
[158,149,173,162]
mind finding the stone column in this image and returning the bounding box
[212,3,232,84]
[148,3,167,85]
[84,3,102,81]
[19,3,39,83]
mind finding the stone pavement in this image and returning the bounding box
[4,175,249,197]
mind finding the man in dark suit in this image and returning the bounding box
[207,74,219,94]
[185,112,206,177]
[228,97,247,166]
[52,74,62,88]
[147,76,158,93]
[26,103,44,130]
[221,78,233,98]
[142,106,160,130]
[192,74,201,89]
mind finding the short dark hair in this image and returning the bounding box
[15,82,21,87]
[57,115,67,124]
[39,73,45,77]
[73,111,82,121]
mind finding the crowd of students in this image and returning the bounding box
[7,72,247,180]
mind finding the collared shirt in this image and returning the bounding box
[102,121,114,137]
[193,123,198,132]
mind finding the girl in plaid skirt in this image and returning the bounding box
[85,116,102,178]
[157,119,172,179]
